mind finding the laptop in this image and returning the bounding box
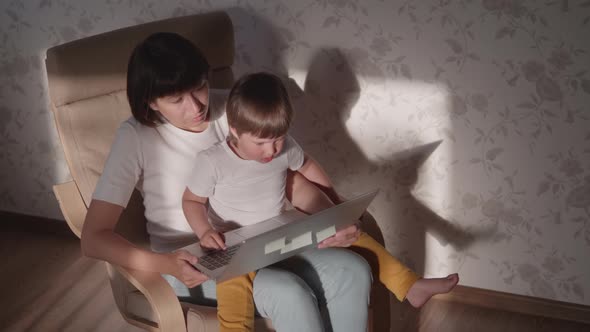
[179,190,378,283]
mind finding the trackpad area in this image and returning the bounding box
[224,231,246,246]
[280,232,312,254]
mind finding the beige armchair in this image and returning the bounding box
[46,11,275,332]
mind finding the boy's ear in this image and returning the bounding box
[148,101,159,112]
[229,126,239,138]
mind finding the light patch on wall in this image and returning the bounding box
[288,69,307,95]
[292,68,459,276]
[347,78,458,278]
[346,79,451,162]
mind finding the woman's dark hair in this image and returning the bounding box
[227,72,293,139]
[126,32,210,127]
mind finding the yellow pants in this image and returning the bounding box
[215,232,419,332]
[216,271,257,331]
[350,232,420,301]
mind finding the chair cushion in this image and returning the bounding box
[46,12,235,207]
[53,90,131,205]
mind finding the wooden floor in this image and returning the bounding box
[1,216,589,332]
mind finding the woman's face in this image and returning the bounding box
[149,81,210,132]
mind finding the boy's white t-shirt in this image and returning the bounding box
[186,135,305,232]
[93,90,230,252]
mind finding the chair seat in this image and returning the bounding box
[126,290,275,331]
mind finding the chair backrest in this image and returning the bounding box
[46,12,235,241]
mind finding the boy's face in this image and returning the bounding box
[229,127,286,163]
[149,81,210,132]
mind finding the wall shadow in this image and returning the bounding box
[289,48,483,331]
[226,6,495,331]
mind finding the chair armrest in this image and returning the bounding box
[106,263,187,332]
[182,302,220,332]
[53,181,88,238]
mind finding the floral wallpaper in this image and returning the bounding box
[1,0,589,307]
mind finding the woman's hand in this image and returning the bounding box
[199,229,227,250]
[167,250,209,288]
[318,223,361,248]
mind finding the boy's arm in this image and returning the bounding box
[295,154,363,249]
[182,187,225,249]
[288,170,361,248]
[297,153,343,204]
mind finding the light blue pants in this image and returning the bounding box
[164,248,372,332]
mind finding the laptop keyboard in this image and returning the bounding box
[198,244,241,270]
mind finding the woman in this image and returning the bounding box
[80,32,371,332]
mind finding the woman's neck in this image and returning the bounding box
[184,121,209,133]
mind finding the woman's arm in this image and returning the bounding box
[81,199,208,287]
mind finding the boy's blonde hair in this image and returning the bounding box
[227,72,293,138]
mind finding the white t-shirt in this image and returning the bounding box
[93,90,230,252]
[186,135,304,232]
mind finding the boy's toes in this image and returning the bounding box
[445,273,459,290]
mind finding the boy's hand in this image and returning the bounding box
[318,223,360,248]
[199,229,227,250]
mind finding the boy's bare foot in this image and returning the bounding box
[406,273,459,308]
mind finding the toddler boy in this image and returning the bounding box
[182,72,458,331]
